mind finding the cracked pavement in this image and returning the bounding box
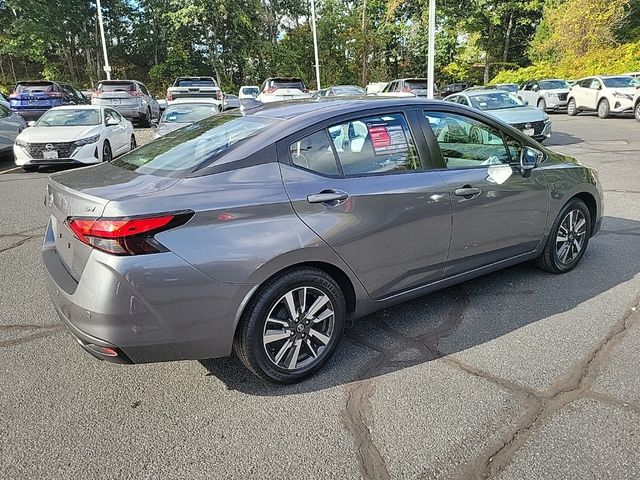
[1,118,639,479]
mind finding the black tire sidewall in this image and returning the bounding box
[549,200,591,272]
[538,98,546,112]
[568,99,577,116]
[635,103,640,122]
[102,141,111,162]
[131,135,136,150]
[237,269,346,383]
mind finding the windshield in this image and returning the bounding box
[176,78,217,87]
[602,77,640,88]
[469,92,524,110]
[405,80,428,90]
[332,86,365,96]
[161,104,219,124]
[539,80,569,90]
[36,109,101,126]
[97,82,135,93]
[112,114,277,176]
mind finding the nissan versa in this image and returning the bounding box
[43,98,603,383]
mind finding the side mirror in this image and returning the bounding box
[532,85,539,92]
[105,118,119,126]
[27,120,36,127]
[520,146,544,177]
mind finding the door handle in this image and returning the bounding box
[307,190,349,205]
[454,186,481,199]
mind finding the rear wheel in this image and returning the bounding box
[635,102,640,122]
[140,107,152,128]
[534,199,591,274]
[102,141,112,162]
[234,268,346,384]
[537,98,547,112]
[597,98,610,119]
[567,98,578,116]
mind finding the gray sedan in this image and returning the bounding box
[446,89,552,142]
[0,103,26,157]
[42,98,602,383]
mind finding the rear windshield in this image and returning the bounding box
[97,82,136,92]
[37,109,101,126]
[405,80,428,89]
[332,86,365,96]
[602,77,639,88]
[161,104,219,123]
[175,78,217,87]
[15,82,55,93]
[269,79,306,90]
[539,80,569,90]
[112,114,276,176]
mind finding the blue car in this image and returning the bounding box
[9,80,88,121]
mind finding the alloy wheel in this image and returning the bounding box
[102,142,112,162]
[555,209,587,265]
[262,286,335,371]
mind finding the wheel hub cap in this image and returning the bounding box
[555,209,587,265]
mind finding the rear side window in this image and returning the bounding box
[97,82,136,92]
[112,114,276,176]
[289,113,421,176]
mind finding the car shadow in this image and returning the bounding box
[545,131,583,147]
[199,216,640,395]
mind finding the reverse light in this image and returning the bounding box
[67,211,194,256]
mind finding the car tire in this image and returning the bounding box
[567,98,578,116]
[537,98,547,112]
[534,198,591,274]
[140,108,152,128]
[22,165,38,172]
[597,98,610,119]
[102,141,112,162]
[234,267,346,384]
[130,134,137,151]
[635,102,640,122]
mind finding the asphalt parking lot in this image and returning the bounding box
[1,115,639,479]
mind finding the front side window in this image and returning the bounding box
[589,79,601,90]
[424,111,510,168]
[329,113,421,175]
[105,109,119,124]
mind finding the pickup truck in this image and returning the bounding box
[166,77,223,108]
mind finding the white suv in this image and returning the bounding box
[567,75,639,118]
[634,89,640,122]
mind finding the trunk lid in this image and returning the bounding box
[46,163,180,280]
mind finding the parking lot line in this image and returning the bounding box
[0,166,22,175]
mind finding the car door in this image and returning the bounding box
[104,108,128,154]
[585,78,602,109]
[573,78,592,108]
[139,83,160,120]
[519,81,533,105]
[0,104,22,151]
[279,109,452,299]
[420,107,549,277]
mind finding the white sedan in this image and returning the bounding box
[13,105,135,172]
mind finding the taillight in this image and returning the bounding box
[130,90,143,97]
[9,92,18,99]
[67,211,193,256]
[166,89,172,101]
[216,90,223,100]
[264,87,277,94]
[48,91,63,98]
[401,86,413,93]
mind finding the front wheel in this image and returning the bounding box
[597,98,610,119]
[534,199,591,274]
[635,102,640,122]
[234,268,346,383]
[140,108,152,128]
[537,98,547,112]
[567,98,578,116]
[102,141,112,162]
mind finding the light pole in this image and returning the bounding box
[427,0,436,98]
[96,0,112,80]
[310,0,321,91]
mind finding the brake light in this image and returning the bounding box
[401,86,413,93]
[166,89,172,101]
[264,87,277,94]
[48,91,63,98]
[67,211,193,256]
[9,92,18,99]
[216,90,223,100]
[130,90,143,97]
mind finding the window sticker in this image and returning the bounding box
[366,122,408,155]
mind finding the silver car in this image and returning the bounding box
[43,98,602,383]
[445,89,552,142]
[92,80,160,127]
[0,102,27,156]
[518,79,571,112]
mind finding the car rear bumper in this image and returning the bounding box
[42,218,254,364]
[13,109,49,120]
